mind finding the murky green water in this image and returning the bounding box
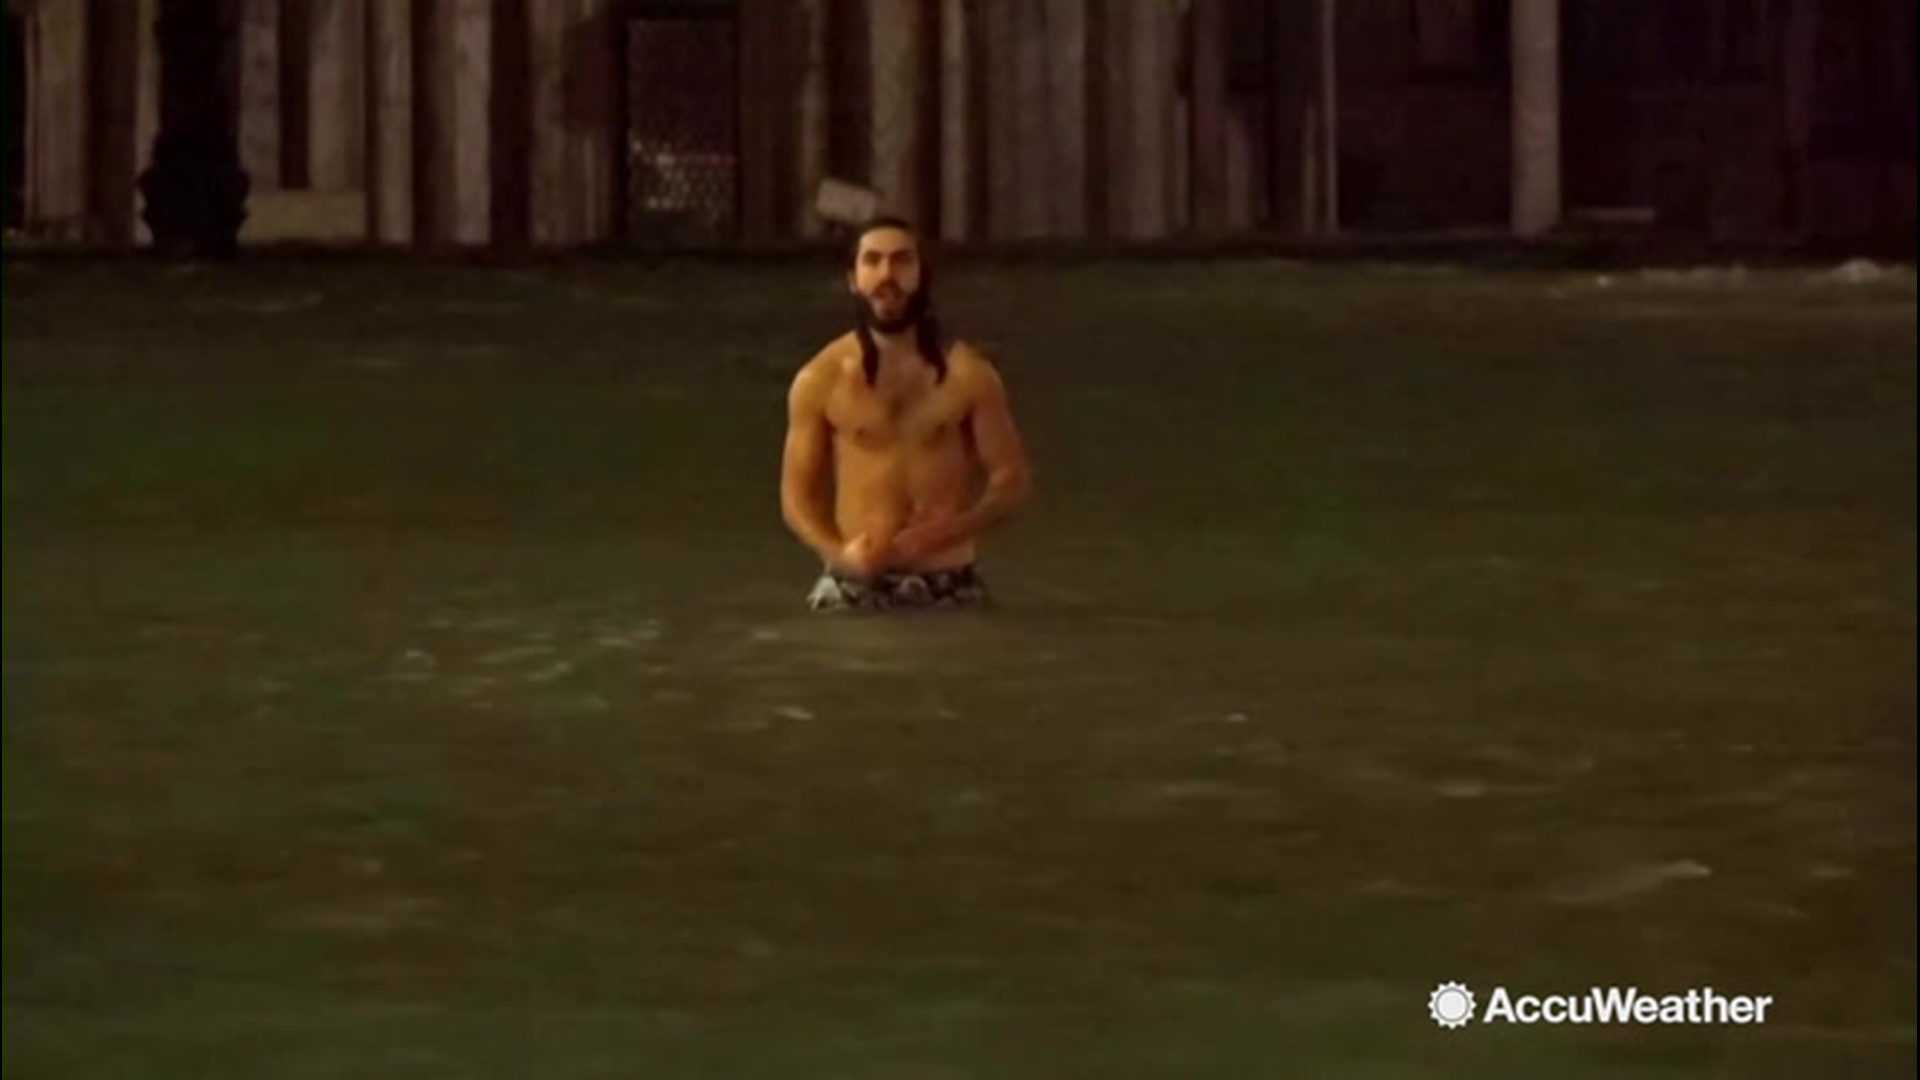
[4,259,1914,1076]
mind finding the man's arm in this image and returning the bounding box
[895,350,1033,559]
[952,358,1035,538]
[780,365,845,562]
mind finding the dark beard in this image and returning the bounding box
[855,287,927,335]
[852,286,948,387]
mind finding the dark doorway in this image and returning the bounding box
[1562,0,1766,229]
[625,0,739,244]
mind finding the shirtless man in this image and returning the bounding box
[780,217,1033,611]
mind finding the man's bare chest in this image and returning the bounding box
[827,377,969,452]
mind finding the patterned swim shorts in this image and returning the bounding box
[807,564,991,613]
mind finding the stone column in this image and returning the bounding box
[1189,0,1228,233]
[1510,0,1561,237]
[25,0,88,232]
[868,0,926,222]
[367,0,412,243]
[307,0,364,191]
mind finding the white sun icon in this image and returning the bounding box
[1429,982,1476,1029]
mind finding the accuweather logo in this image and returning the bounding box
[1428,982,1775,1029]
[1429,983,1477,1028]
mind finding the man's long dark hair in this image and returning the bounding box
[851,216,948,387]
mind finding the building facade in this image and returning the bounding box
[8,0,1915,250]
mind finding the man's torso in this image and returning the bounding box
[816,333,981,570]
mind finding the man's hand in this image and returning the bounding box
[830,533,892,578]
[887,512,963,567]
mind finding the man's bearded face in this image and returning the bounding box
[850,226,925,333]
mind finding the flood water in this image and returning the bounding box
[4,259,1914,1077]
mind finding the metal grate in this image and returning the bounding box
[626,16,738,243]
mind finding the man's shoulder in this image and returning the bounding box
[816,330,861,361]
[791,334,860,391]
[942,340,1006,394]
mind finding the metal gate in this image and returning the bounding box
[626,7,738,243]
